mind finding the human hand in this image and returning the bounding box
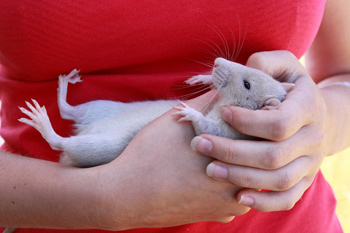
[190,51,331,212]
[96,91,250,230]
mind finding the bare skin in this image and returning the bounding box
[191,0,350,212]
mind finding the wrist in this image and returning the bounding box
[91,160,149,231]
[54,165,115,230]
[86,165,128,231]
[318,83,350,155]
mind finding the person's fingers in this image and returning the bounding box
[191,125,323,170]
[236,175,315,212]
[207,156,315,191]
[221,76,321,141]
[191,136,296,169]
[246,50,308,83]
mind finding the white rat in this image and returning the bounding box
[18,57,294,168]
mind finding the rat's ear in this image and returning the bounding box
[262,98,281,110]
[281,82,295,92]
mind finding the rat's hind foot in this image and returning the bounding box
[185,75,213,86]
[172,101,204,123]
[18,99,64,151]
[57,69,83,121]
[58,69,82,84]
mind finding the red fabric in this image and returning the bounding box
[0,0,343,232]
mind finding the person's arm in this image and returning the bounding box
[0,150,104,229]
[189,0,350,212]
[0,92,250,230]
[305,0,350,154]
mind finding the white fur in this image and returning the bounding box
[18,58,293,168]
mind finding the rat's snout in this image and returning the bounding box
[214,57,242,69]
[212,57,230,88]
[214,57,228,68]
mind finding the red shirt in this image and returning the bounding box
[0,0,343,232]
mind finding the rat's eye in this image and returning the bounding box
[244,80,251,90]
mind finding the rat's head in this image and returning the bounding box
[212,58,294,110]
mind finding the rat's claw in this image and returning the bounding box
[59,69,82,84]
[25,101,37,114]
[19,100,48,124]
[177,116,191,123]
[31,99,43,112]
[171,111,184,116]
[177,100,189,107]
[68,74,82,84]
[19,106,36,120]
[185,75,213,86]
[18,99,56,142]
[185,76,202,85]
[31,99,48,115]
[18,117,36,128]
[172,100,188,115]
[172,100,202,123]
[173,105,185,111]
[66,69,80,78]
[26,99,46,117]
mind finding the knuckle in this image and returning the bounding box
[312,130,325,149]
[246,52,265,68]
[229,204,251,217]
[262,146,286,169]
[216,206,250,223]
[282,50,298,61]
[270,116,291,141]
[281,199,296,211]
[232,111,249,132]
[314,125,325,142]
[217,216,235,224]
[223,146,237,163]
[236,173,254,187]
[276,172,295,191]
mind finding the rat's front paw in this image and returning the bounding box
[172,101,204,122]
[185,75,213,86]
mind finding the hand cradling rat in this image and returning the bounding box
[18,57,294,168]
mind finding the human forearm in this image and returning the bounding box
[303,0,350,155]
[0,150,105,229]
[0,92,250,231]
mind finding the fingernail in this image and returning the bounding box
[238,195,255,207]
[221,107,232,123]
[206,163,228,180]
[191,136,212,154]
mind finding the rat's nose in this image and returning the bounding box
[214,57,230,68]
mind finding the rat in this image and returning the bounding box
[17,57,294,168]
